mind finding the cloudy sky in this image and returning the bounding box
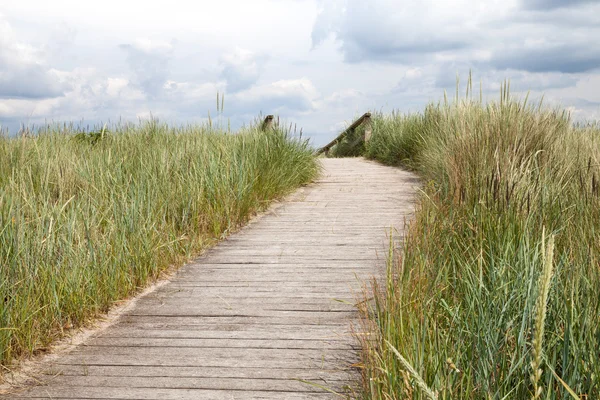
[1,0,599,145]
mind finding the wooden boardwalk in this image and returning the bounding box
[7,158,418,399]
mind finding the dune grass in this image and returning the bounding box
[0,119,319,367]
[350,85,600,399]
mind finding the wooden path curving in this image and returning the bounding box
[6,158,418,399]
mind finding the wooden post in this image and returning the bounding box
[262,115,274,131]
[363,114,372,143]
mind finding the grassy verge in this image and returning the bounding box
[354,87,600,399]
[0,120,319,367]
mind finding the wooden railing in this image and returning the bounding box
[261,115,274,131]
[315,112,372,155]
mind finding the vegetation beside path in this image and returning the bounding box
[0,120,318,368]
[334,85,600,399]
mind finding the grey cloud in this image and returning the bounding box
[311,0,343,48]
[312,0,600,82]
[227,79,318,118]
[500,71,579,91]
[119,40,174,97]
[0,116,27,135]
[544,97,600,123]
[508,8,600,29]
[570,98,600,107]
[255,93,314,114]
[522,0,597,10]
[340,33,465,64]
[219,49,267,93]
[435,64,580,93]
[312,0,469,64]
[0,18,68,99]
[491,45,600,73]
[230,90,314,116]
[0,63,65,99]
[434,63,487,90]
[391,69,436,94]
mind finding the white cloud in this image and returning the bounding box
[231,78,319,115]
[319,89,363,108]
[0,16,69,99]
[220,48,267,93]
[393,67,436,93]
[119,39,175,97]
[0,97,60,119]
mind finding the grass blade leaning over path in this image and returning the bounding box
[0,119,319,370]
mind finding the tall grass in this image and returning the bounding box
[0,120,319,367]
[356,85,600,399]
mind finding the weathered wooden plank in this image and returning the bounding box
[138,294,361,303]
[7,387,338,399]
[144,290,365,299]
[111,315,357,328]
[195,249,384,258]
[170,270,379,280]
[100,325,358,340]
[133,300,356,313]
[165,281,366,289]
[54,354,355,370]
[195,257,386,264]
[148,287,368,296]
[146,289,364,297]
[84,337,357,350]
[222,226,401,231]
[14,375,351,392]
[33,365,354,380]
[125,311,358,320]
[180,263,387,269]
[66,345,357,358]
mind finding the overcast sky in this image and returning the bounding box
[1,0,599,145]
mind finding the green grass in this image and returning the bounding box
[352,85,600,399]
[0,119,319,367]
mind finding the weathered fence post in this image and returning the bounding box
[363,114,372,143]
[262,115,274,131]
